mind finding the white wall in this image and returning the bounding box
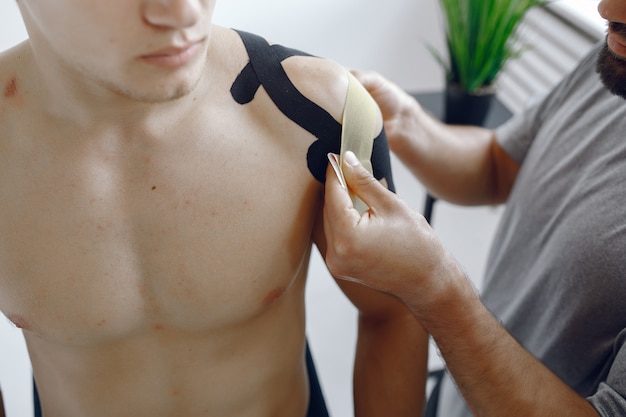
[212,0,446,92]
[0,0,447,90]
[0,2,504,417]
[0,2,27,50]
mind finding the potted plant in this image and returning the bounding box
[430,0,548,125]
[423,0,547,224]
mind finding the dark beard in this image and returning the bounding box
[596,22,626,100]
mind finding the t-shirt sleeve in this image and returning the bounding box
[495,98,546,164]
[495,42,604,165]
[495,78,573,165]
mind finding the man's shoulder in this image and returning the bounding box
[0,41,29,102]
[0,42,33,141]
[227,29,388,185]
[232,29,350,123]
[281,50,349,122]
[0,41,28,73]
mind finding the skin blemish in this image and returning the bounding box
[153,323,164,331]
[96,319,107,327]
[151,185,157,190]
[3,77,17,98]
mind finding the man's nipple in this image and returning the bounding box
[7,313,30,330]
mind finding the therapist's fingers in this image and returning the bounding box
[350,70,399,118]
[324,155,361,224]
[324,159,376,282]
[340,151,400,214]
[350,70,415,119]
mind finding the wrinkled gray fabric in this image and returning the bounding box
[437,43,626,417]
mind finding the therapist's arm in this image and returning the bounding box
[352,70,519,206]
[323,152,600,417]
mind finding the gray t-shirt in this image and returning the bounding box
[437,44,626,416]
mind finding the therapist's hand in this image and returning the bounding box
[350,70,426,154]
[324,151,462,313]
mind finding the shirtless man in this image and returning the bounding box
[0,0,427,416]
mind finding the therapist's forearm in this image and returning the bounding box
[410,270,600,417]
[388,101,506,206]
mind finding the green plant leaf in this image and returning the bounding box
[430,0,549,92]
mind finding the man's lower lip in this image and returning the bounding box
[141,42,202,68]
[608,33,626,59]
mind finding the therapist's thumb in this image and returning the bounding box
[342,151,394,212]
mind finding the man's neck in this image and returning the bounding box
[22,42,211,136]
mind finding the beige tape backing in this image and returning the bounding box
[339,73,379,214]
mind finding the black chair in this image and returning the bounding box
[424,369,446,417]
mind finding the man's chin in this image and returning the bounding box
[109,79,201,104]
[132,88,195,104]
[596,41,626,100]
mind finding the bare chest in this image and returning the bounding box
[0,126,321,344]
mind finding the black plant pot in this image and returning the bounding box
[443,83,495,125]
[423,83,495,224]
